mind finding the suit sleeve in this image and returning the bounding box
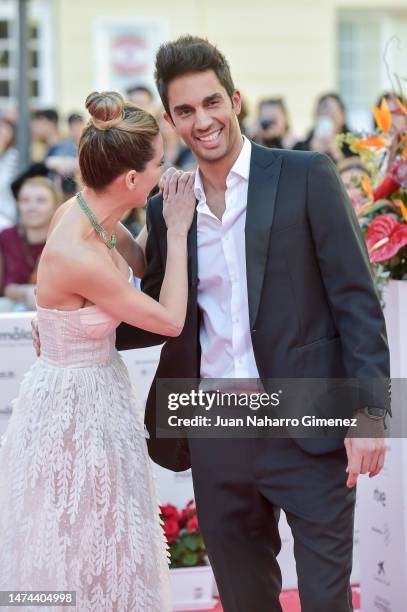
[306,152,391,411]
[115,194,169,351]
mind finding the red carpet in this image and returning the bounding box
[186,587,361,611]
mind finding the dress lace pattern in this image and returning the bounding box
[0,282,172,612]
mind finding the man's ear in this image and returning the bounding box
[163,111,176,127]
[125,170,138,190]
[232,90,242,116]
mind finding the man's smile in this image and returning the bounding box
[195,128,223,144]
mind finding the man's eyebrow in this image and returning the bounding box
[173,103,194,114]
[203,93,223,104]
[173,93,223,114]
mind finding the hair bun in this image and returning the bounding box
[85,91,125,130]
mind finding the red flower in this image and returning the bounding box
[373,175,400,201]
[373,160,407,201]
[179,508,190,528]
[163,518,180,544]
[366,214,407,262]
[160,504,179,522]
[179,500,196,528]
[187,514,199,534]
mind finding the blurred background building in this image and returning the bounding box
[1,0,406,134]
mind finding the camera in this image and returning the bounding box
[260,119,276,130]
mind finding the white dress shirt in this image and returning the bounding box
[195,136,260,379]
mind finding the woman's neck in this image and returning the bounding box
[80,186,124,236]
[24,226,49,245]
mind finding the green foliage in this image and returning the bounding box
[169,532,206,569]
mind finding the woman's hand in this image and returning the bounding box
[162,170,196,236]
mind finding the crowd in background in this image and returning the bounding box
[0,84,406,312]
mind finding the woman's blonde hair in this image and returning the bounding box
[18,176,61,206]
[79,91,159,190]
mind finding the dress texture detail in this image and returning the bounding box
[0,273,172,612]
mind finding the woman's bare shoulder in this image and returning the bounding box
[47,197,76,239]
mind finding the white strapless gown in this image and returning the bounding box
[0,275,172,612]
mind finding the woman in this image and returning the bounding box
[0,91,196,611]
[0,117,19,230]
[294,92,353,162]
[0,176,60,310]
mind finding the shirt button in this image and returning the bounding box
[233,316,239,324]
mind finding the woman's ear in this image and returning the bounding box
[125,170,138,191]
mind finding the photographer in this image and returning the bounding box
[251,97,297,149]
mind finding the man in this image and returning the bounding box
[31,36,388,611]
[116,36,389,611]
[115,36,390,612]
[251,97,297,149]
[125,84,156,115]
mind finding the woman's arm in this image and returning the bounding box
[115,167,189,278]
[116,222,147,278]
[41,172,196,336]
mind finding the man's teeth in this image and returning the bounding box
[199,130,221,142]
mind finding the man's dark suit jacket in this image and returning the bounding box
[116,143,390,472]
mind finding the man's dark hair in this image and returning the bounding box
[154,35,235,117]
[125,84,154,100]
[32,108,59,125]
[68,112,84,125]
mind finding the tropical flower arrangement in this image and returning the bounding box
[160,500,207,569]
[337,94,407,297]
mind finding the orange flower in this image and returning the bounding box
[394,199,407,223]
[360,175,374,200]
[353,136,387,149]
[370,98,392,133]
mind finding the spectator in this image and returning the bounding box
[0,117,18,230]
[251,98,297,149]
[0,177,60,310]
[125,84,156,114]
[67,112,85,147]
[294,92,353,162]
[31,108,77,160]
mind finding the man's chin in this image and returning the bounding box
[193,144,228,163]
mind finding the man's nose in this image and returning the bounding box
[194,108,212,131]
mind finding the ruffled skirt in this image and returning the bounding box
[0,353,171,612]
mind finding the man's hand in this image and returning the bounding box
[344,412,386,488]
[31,317,41,357]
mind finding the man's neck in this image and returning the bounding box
[199,134,244,195]
[46,130,61,146]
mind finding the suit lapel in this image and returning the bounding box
[245,144,282,329]
[188,208,198,287]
